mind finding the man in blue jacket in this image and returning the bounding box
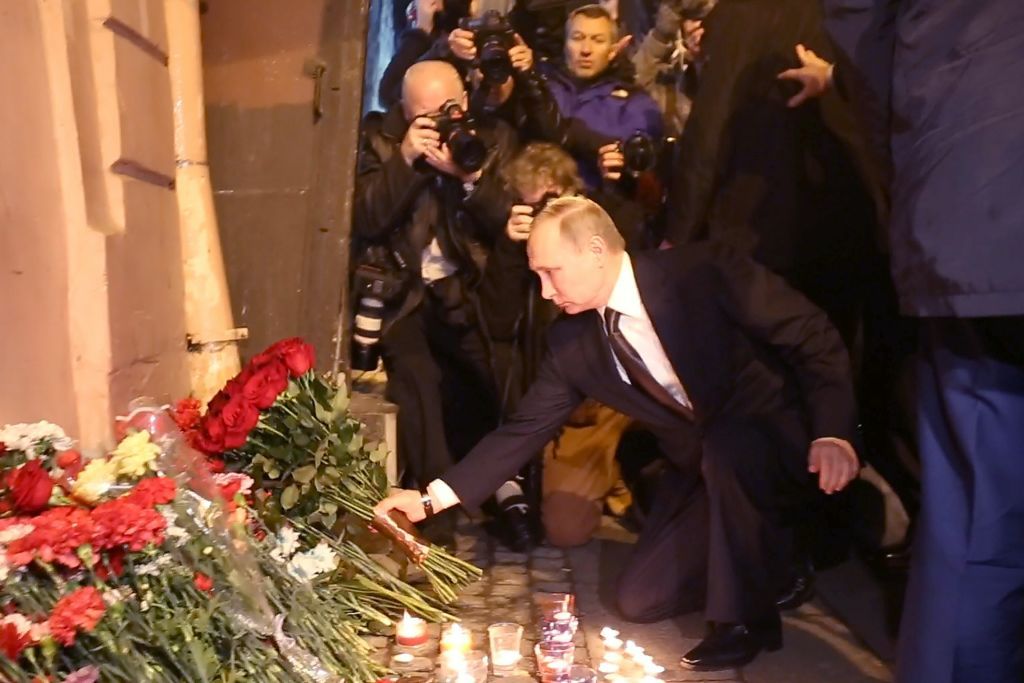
[817,2,1024,682]
[533,3,664,189]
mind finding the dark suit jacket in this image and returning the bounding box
[444,243,858,508]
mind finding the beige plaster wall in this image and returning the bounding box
[0,0,190,449]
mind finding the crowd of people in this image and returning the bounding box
[356,0,1024,681]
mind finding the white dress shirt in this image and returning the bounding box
[600,253,692,409]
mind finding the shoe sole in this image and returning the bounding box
[679,640,782,671]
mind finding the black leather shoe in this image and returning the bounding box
[680,618,783,671]
[776,562,815,611]
[498,504,536,553]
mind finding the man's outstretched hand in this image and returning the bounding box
[374,488,429,523]
[808,440,859,495]
[777,44,833,108]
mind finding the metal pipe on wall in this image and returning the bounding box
[165,0,242,402]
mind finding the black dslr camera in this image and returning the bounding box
[459,10,517,86]
[426,100,488,173]
[619,131,660,176]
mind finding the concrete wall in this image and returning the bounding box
[0,0,189,449]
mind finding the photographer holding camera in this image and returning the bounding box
[354,60,524,547]
[527,4,663,190]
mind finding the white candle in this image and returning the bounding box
[603,637,623,651]
[441,624,472,654]
[602,652,622,664]
[492,650,520,668]
[600,627,620,640]
[395,611,428,647]
[598,662,620,674]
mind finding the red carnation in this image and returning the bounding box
[48,587,106,646]
[0,617,35,660]
[171,398,203,434]
[90,500,166,552]
[7,507,94,568]
[94,548,125,581]
[240,359,289,409]
[206,457,225,474]
[123,477,176,508]
[218,394,260,451]
[8,461,53,514]
[193,572,214,592]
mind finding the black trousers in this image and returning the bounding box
[380,288,498,487]
[615,411,813,624]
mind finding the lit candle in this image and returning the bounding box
[441,623,472,655]
[600,627,619,640]
[603,637,623,652]
[395,611,428,647]
[602,652,622,664]
[643,663,665,676]
[598,661,620,674]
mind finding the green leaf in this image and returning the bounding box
[280,485,299,510]
[331,388,350,416]
[292,465,318,484]
[346,433,364,454]
[369,447,389,463]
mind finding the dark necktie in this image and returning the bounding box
[604,308,693,421]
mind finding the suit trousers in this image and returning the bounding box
[615,413,808,625]
[381,289,498,487]
[896,317,1024,683]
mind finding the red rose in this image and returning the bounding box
[241,359,289,409]
[219,395,260,450]
[8,461,53,513]
[193,416,227,455]
[193,572,214,592]
[266,338,316,376]
[206,390,230,416]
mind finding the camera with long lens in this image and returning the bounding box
[459,10,517,86]
[619,131,660,176]
[351,258,408,371]
[426,100,488,173]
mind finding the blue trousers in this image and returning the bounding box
[897,318,1024,683]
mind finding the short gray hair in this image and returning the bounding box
[534,196,625,253]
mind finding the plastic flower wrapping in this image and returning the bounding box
[0,337,481,682]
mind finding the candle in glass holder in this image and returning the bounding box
[395,611,428,647]
[536,641,575,682]
[441,623,472,655]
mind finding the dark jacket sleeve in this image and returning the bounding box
[353,115,432,241]
[709,246,858,444]
[663,3,749,246]
[441,341,585,509]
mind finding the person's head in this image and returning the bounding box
[503,143,584,204]
[527,196,625,314]
[402,61,467,120]
[564,4,620,79]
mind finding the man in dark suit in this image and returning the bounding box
[376,196,861,670]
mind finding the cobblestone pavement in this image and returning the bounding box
[371,514,892,683]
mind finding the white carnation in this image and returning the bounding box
[0,421,73,457]
[0,524,34,544]
[285,542,338,583]
[270,526,301,563]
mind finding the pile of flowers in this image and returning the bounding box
[181,338,481,603]
[0,416,384,682]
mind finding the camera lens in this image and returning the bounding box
[622,132,658,175]
[448,129,488,173]
[478,38,513,85]
[352,296,385,371]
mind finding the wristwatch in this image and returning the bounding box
[419,489,435,518]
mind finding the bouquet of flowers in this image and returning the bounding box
[183,338,481,603]
[0,414,388,682]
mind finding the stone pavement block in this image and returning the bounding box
[531,546,566,559]
[666,670,742,682]
[534,581,573,593]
